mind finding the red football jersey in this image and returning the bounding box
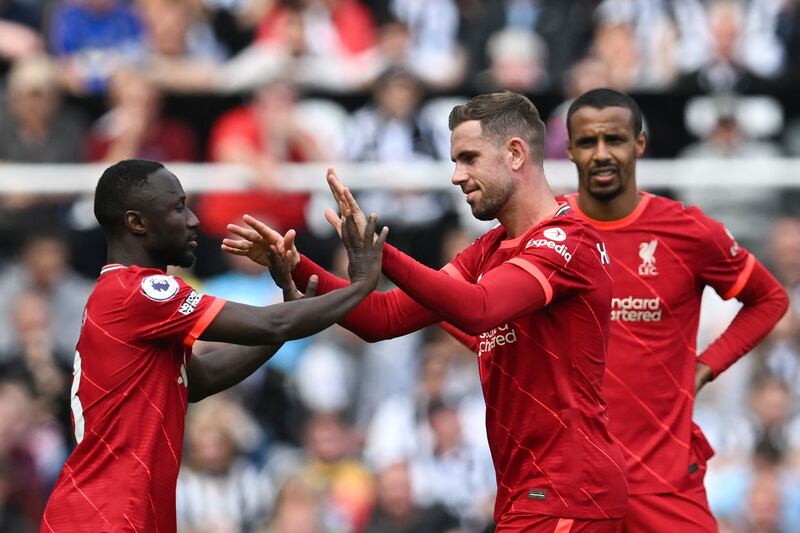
[445,206,628,521]
[41,264,225,533]
[566,193,753,494]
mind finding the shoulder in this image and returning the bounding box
[539,209,601,247]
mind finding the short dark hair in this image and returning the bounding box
[448,91,546,165]
[566,88,643,137]
[94,159,164,234]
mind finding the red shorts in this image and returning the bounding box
[495,513,623,532]
[622,484,717,532]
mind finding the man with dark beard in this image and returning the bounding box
[563,89,788,531]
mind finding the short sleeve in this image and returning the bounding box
[691,209,755,300]
[506,223,601,305]
[126,274,226,347]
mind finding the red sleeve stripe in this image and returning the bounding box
[722,253,756,300]
[506,257,553,305]
[441,262,466,281]
[183,297,226,347]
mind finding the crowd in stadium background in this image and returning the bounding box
[1,0,800,531]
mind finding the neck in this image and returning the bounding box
[106,239,166,271]
[499,169,560,238]
[576,183,640,221]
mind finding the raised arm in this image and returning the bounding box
[186,256,320,402]
[202,214,387,346]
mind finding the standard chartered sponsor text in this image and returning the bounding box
[478,323,518,356]
[610,296,662,322]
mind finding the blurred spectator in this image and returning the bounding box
[0,232,92,360]
[363,462,461,533]
[196,80,326,242]
[257,475,328,533]
[0,291,73,442]
[533,0,600,86]
[0,54,87,162]
[0,0,43,61]
[370,0,465,89]
[769,218,800,293]
[299,411,374,532]
[759,218,800,397]
[49,0,146,94]
[215,0,377,93]
[177,395,272,532]
[141,0,226,60]
[544,56,610,159]
[679,96,784,252]
[475,27,549,92]
[594,0,685,90]
[590,22,646,92]
[708,438,800,532]
[137,0,228,93]
[409,398,495,531]
[0,379,49,532]
[85,68,198,162]
[454,0,505,82]
[346,66,454,267]
[676,0,780,93]
[776,0,800,87]
[364,342,484,472]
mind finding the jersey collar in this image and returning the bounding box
[99,264,127,276]
[567,192,652,230]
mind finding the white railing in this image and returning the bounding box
[1,159,799,193]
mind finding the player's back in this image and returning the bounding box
[42,264,218,533]
[449,208,628,521]
[566,193,752,494]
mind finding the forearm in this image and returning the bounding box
[266,280,373,342]
[293,254,440,341]
[699,262,790,377]
[188,344,279,402]
[381,244,546,335]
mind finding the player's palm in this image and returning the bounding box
[221,215,300,271]
[324,168,369,238]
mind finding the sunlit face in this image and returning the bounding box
[450,120,516,221]
[138,168,199,267]
[567,106,645,202]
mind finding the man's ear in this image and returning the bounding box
[635,131,647,158]
[124,210,146,235]
[507,137,527,171]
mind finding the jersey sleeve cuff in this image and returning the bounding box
[441,262,466,281]
[506,257,553,305]
[722,254,756,300]
[183,297,226,347]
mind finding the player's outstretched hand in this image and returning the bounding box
[324,168,368,238]
[221,214,300,273]
[341,212,388,288]
[271,239,318,302]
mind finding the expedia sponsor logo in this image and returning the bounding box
[525,238,573,262]
[478,323,517,356]
[610,296,662,322]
